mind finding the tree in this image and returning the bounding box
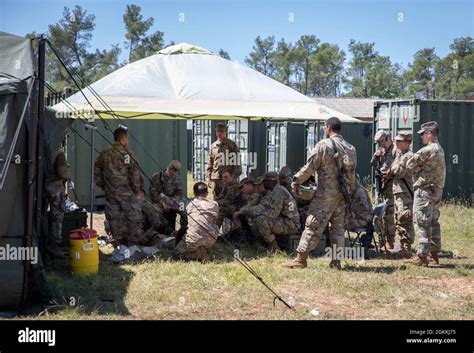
[123,4,164,62]
[273,38,294,85]
[310,43,345,97]
[288,35,319,95]
[218,49,230,60]
[405,48,439,99]
[46,5,121,90]
[245,36,277,77]
[435,37,474,99]
[344,39,402,98]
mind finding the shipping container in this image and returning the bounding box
[305,121,373,184]
[266,121,306,174]
[67,119,188,208]
[192,119,267,181]
[373,99,474,201]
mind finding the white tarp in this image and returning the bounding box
[53,43,360,122]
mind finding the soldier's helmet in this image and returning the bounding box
[261,171,278,181]
[278,166,292,182]
[417,121,438,135]
[168,160,182,171]
[395,131,413,142]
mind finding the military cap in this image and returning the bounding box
[278,166,292,178]
[256,176,264,184]
[261,171,278,181]
[215,123,228,131]
[374,130,391,144]
[417,121,438,135]
[395,131,413,142]
[168,160,181,171]
[239,177,255,188]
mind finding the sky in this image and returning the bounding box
[1,0,473,68]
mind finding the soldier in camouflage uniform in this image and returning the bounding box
[206,123,241,199]
[231,177,260,241]
[239,172,300,252]
[371,130,397,251]
[94,127,145,247]
[174,182,219,262]
[278,166,293,193]
[385,131,415,258]
[406,122,446,266]
[44,148,70,257]
[283,117,357,269]
[215,169,243,227]
[347,179,373,231]
[150,160,187,236]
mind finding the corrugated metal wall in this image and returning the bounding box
[374,99,474,201]
[305,122,372,184]
[67,119,188,207]
[192,119,267,181]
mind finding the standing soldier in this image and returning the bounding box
[283,117,357,270]
[44,148,70,257]
[94,127,145,247]
[406,122,446,266]
[386,131,415,258]
[371,130,397,251]
[206,123,241,199]
[150,160,187,236]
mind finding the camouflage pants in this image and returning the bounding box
[210,179,224,200]
[174,233,216,254]
[381,189,396,242]
[394,192,415,245]
[105,193,145,246]
[413,187,442,257]
[44,179,66,245]
[254,215,300,244]
[297,194,346,253]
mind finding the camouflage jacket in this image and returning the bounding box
[242,184,299,225]
[215,181,242,211]
[206,138,242,180]
[406,140,446,193]
[238,191,261,214]
[294,134,357,199]
[389,148,414,195]
[371,143,396,192]
[149,169,185,207]
[94,142,141,197]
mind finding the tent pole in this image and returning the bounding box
[35,36,46,241]
[85,123,97,229]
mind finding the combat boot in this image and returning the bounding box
[268,239,281,253]
[385,239,395,252]
[282,251,308,269]
[399,242,412,259]
[197,246,211,263]
[329,259,342,270]
[405,255,429,267]
[47,243,68,259]
[428,252,439,265]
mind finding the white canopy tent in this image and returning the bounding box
[53,43,359,122]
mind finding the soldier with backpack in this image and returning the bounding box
[283,117,357,270]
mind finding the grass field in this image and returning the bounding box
[26,198,473,321]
